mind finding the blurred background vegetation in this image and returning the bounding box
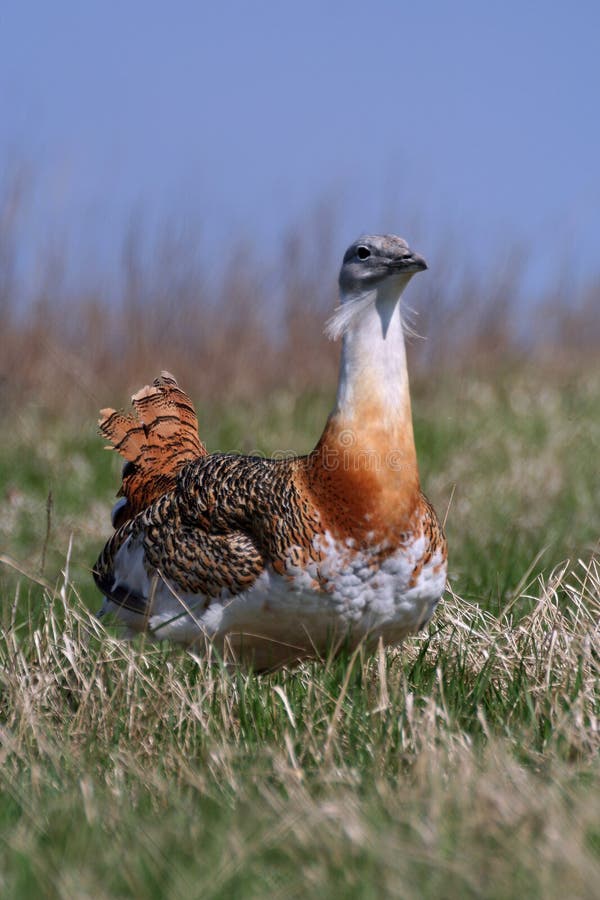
[0,164,598,617]
[1,165,599,417]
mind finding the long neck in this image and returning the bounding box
[303,279,420,537]
[331,280,416,466]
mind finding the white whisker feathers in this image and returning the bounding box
[324,293,375,341]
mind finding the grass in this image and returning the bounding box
[1,366,599,897]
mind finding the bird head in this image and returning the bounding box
[339,234,427,295]
[326,234,427,340]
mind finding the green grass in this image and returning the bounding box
[1,367,599,898]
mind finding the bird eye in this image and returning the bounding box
[356,246,371,260]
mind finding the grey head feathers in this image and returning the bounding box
[325,234,427,341]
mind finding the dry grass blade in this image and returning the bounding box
[0,549,599,895]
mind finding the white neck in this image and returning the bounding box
[332,276,413,432]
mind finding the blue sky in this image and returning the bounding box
[1,1,599,296]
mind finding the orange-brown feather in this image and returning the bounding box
[298,412,421,546]
[99,371,206,527]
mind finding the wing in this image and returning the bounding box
[93,479,266,618]
[93,451,323,623]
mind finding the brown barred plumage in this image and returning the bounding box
[99,371,206,527]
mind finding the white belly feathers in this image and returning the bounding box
[102,529,446,669]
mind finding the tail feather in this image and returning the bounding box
[99,371,206,527]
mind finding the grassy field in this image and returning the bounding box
[1,366,599,898]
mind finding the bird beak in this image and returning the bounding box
[392,251,428,273]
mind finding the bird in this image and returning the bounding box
[93,234,447,670]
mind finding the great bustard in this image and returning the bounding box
[94,234,447,670]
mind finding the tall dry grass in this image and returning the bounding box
[0,550,598,895]
[0,168,599,419]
